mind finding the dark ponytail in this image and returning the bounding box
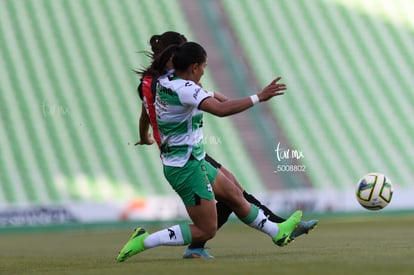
[135,41,206,100]
[135,31,187,76]
[144,44,179,78]
[149,34,162,56]
[143,42,207,78]
[150,32,187,56]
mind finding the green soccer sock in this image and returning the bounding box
[240,204,279,238]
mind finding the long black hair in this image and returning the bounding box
[149,31,187,57]
[135,31,187,76]
[136,32,187,99]
[144,42,207,78]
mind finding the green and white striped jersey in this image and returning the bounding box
[155,74,212,167]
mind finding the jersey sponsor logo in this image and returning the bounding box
[193,88,201,100]
[158,85,174,95]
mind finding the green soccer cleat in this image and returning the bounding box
[182,247,214,259]
[272,210,302,247]
[116,227,149,262]
[290,219,319,240]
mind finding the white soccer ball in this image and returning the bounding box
[355,172,394,210]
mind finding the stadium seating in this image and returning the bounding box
[221,0,414,190]
[0,0,264,206]
[1,0,413,210]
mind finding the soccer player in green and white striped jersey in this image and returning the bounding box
[137,32,317,259]
[117,41,307,262]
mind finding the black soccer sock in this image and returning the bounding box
[243,191,286,223]
[216,200,233,228]
[188,201,233,249]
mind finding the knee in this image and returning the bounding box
[205,228,216,240]
[201,225,217,241]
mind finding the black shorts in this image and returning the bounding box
[205,154,222,169]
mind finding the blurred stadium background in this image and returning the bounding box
[0,0,413,228]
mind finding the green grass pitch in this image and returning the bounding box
[0,212,413,275]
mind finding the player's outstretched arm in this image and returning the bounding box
[212,91,229,102]
[199,77,286,117]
